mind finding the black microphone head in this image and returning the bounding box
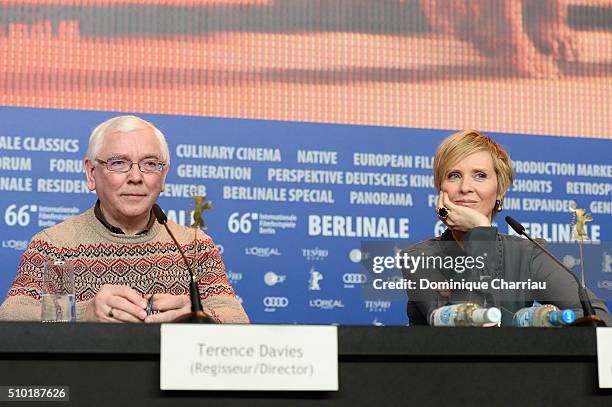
[152,204,167,225]
[505,216,525,235]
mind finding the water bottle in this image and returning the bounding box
[513,304,576,327]
[429,303,502,327]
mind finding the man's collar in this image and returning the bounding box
[94,199,155,235]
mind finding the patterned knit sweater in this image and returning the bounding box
[0,207,249,323]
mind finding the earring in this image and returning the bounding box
[495,199,503,212]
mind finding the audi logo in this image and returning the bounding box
[263,297,289,307]
[342,273,367,284]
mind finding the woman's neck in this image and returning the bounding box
[451,229,465,243]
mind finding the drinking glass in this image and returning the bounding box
[41,260,75,322]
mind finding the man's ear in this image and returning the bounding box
[84,158,96,191]
[160,163,169,192]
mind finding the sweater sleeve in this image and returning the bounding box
[195,234,249,324]
[0,232,89,321]
[0,236,48,321]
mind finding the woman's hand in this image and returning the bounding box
[85,284,148,323]
[144,293,191,323]
[437,191,491,232]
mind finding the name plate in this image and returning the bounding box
[160,324,338,391]
[597,328,612,388]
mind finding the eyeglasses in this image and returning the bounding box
[96,158,166,173]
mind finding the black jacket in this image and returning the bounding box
[402,227,612,326]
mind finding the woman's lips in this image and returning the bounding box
[454,200,477,207]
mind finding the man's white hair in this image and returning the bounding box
[86,115,170,165]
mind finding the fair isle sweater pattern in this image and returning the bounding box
[1,207,247,323]
[9,239,234,302]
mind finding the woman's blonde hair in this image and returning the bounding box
[433,130,513,212]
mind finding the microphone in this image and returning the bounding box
[153,204,214,323]
[505,216,605,327]
[505,216,525,235]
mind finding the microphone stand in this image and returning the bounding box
[153,204,215,324]
[505,216,605,327]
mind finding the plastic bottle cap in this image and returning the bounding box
[561,309,576,325]
[549,310,563,326]
[473,307,502,326]
[485,307,502,324]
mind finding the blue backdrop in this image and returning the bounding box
[1,107,611,324]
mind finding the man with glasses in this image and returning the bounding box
[0,115,249,324]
